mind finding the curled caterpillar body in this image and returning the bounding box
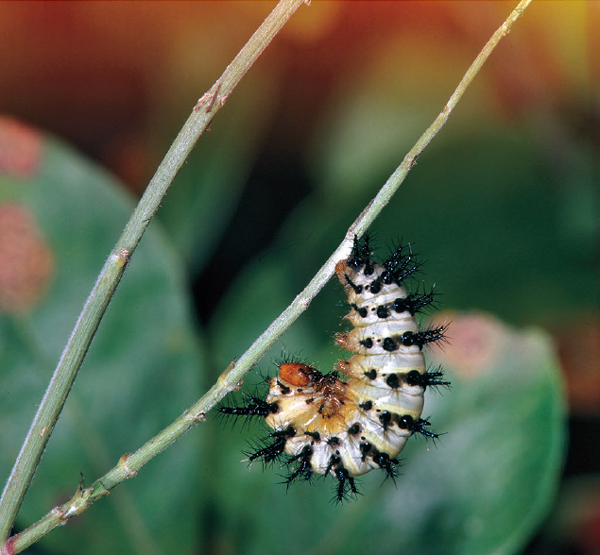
[219,235,449,502]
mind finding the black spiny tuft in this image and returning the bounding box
[332,468,360,504]
[405,367,451,391]
[243,427,296,465]
[397,415,440,440]
[218,396,278,419]
[393,286,438,315]
[348,235,372,270]
[384,243,421,284]
[283,444,314,487]
[400,324,447,348]
[371,452,400,482]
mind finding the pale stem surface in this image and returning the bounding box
[1,1,532,553]
[0,0,306,546]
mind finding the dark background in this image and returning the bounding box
[0,2,598,554]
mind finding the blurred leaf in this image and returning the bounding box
[366,313,566,555]
[303,122,600,327]
[209,303,565,555]
[157,72,279,278]
[0,118,206,555]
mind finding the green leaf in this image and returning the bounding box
[0,119,206,555]
[209,271,565,555]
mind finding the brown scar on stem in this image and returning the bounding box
[118,248,131,267]
[195,80,222,113]
[118,453,138,479]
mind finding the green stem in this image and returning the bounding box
[201,0,535,392]
[0,0,306,544]
[350,0,533,238]
[2,0,532,552]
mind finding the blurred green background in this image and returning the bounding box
[0,2,597,555]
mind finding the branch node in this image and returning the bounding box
[118,248,131,267]
[117,453,138,479]
[1,537,16,555]
[51,506,67,524]
[195,80,223,113]
[216,359,239,390]
[186,410,206,424]
[195,92,212,111]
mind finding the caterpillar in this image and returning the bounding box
[219,235,449,503]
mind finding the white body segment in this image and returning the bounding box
[263,249,434,481]
[223,237,446,502]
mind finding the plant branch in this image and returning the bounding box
[0,0,307,545]
[198,0,534,393]
[1,0,532,552]
[350,0,533,238]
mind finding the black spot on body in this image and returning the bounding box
[398,416,439,439]
[401,326,446,348]
[398,415,414,430]
[326,454,342,477]
[379,411,392,430]
[372,452,398,479]
[406,369,450,389]
[385,373,400,389]
[406,369,423,386]
[377,305,389,318]
[393,297,410,314]
[382,337,397,351]
[369,279,382,294]
[360,442,372,458]
[348,423,360,435]
[351,303,368,318]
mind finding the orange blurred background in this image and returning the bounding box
[0,2,595,191]
[1,2,599,553]
[3,1,596,402]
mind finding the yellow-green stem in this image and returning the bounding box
[0,0,306,545]
[1,1,532,553]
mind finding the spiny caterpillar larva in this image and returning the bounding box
[219,235,449,502]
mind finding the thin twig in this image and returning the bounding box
[0,0,307,545]
[1,0,532,553]
[190,0,534,404]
